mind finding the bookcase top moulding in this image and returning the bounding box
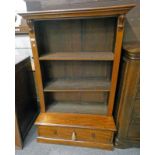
[19,2,135,20]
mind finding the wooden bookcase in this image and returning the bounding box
[19,3,135,150]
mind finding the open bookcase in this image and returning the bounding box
[19,2,135,150]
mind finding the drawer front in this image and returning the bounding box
[38,126,113,143]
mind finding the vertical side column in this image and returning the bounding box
[107,15,125,115]
[27,19,45,112]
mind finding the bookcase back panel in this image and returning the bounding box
[35,17,116,56]
[45,92,108,115]
[41,61,112,83]
[46,92,108,103]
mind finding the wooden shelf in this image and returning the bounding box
[46,102,107,115]
[39,52,114,61]
[44,79,111,92]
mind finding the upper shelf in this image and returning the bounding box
[18,3,135,20]
[39,52,114,61]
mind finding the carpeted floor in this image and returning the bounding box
[16,126,140,155]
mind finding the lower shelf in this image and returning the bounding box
[35,113,116,150]
[46,102,107,115]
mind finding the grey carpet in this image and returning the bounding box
[16,126,140,155]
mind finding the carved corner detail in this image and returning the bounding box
[27,19,34,32]
[118,15,125,31]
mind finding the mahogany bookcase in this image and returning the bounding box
[19,2,135,150]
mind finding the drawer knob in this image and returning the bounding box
[72,132,76,141]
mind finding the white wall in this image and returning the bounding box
[15,34,32,57]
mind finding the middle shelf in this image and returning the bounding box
[39,52,114,61]
[44,78,111,92]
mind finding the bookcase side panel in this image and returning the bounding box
[27,20,45,112]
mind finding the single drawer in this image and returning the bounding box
[38,126,113,143]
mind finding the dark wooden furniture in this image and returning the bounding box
[15,55,39,149]
[114,42,140,148]
[19,2,135,150]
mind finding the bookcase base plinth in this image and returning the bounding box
[37,137,114,150]
[35,113,116,150]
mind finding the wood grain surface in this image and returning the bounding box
[19,2,135,20]
[35,113,116,131]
